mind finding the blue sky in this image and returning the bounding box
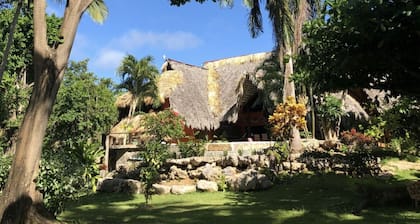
[47,0,274,80]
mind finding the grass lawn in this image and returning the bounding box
[59,172,420,224]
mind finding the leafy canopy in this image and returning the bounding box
[299,0,420,97]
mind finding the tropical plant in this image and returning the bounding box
[316,94,345,141]
[178,139,205,158]
[139,110,185,205]
[269,96,307,141]
[268,96,307,172]
[117,55,160,118]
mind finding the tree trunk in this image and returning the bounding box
[0,0,93,222]
[0,61,62,223]
[309,86,316,139]
[281,46,302,153]
[0,0,23,82]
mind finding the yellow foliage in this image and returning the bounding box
[268,96,307,140]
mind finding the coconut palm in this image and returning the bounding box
[117,54,159,118]
[242,0,317,152]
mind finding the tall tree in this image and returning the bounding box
[300,0,420,98]
[0,0,23,82]
[0,0,108,222]
[117,54,159,118]
[244,0,314,152]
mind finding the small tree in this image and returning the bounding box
[316,94,345,141]
[140,110,184,205]
[268,96,307,172]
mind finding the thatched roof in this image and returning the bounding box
[110,114,145,134]
[115,92,156,109]
[115,92,134,108]
[330,92,369,120]
[159,52,271,130]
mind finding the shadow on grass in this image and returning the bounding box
[59,174,420,224]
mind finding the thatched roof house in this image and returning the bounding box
[159,52,271,130]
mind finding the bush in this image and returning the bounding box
[178,140,205,158]
[340,128,374,149]
[37,143,103,216]
[140,110,185,205]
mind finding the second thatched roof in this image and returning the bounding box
[159,52,271,130]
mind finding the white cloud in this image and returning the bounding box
[93,49,125,71]
[116,30,202,51]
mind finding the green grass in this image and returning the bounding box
[59,173,420,224]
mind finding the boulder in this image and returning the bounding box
[171,185,197,194]
[169,165,189,180]
[238,156,252,168]
[222,166,237,177]
[196,180,219,192]
[126,179,144,194]
[153,184,171,195]
[227,169,258,191]
[228,155,239,167]
[256,174,273,190]
[167,158,191,166]
[97,178,143,194]
[282,162,305,172]
[190,157,207,167]
[199,163,222,181]
[302,138,321,151]
[188,169,202,179]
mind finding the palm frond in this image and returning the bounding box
[86,0,108,24]
[245,0,264,38]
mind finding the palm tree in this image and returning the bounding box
[117,54,159,118]
[242,0,315,152]
[0,0,108,221]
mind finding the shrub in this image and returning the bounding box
[316,95,345,140]
[140,110,185,205]
[340,128,374,149]
[37,142,104,216]
[178,140,205,158]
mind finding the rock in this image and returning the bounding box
[153,184,171,194]
[196,180,219,192]
[222,166,237,177]
[170,185,197,194]
[188,169,202,179]
[160,173,169,181]
[190,157,206,167]
[199,163,222,181]
[97,178,143,194]
[126,179,144,194]
[187,164,193,170]
[282,162,305,172]
[169,165,189,179]
[227,169,258,191]
[238,156,251,168]
[167,158,191,166]
[256,174,273,190]
[228,155,239,167]
[302,138,321,151]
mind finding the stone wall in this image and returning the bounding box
[204,141,275,157]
